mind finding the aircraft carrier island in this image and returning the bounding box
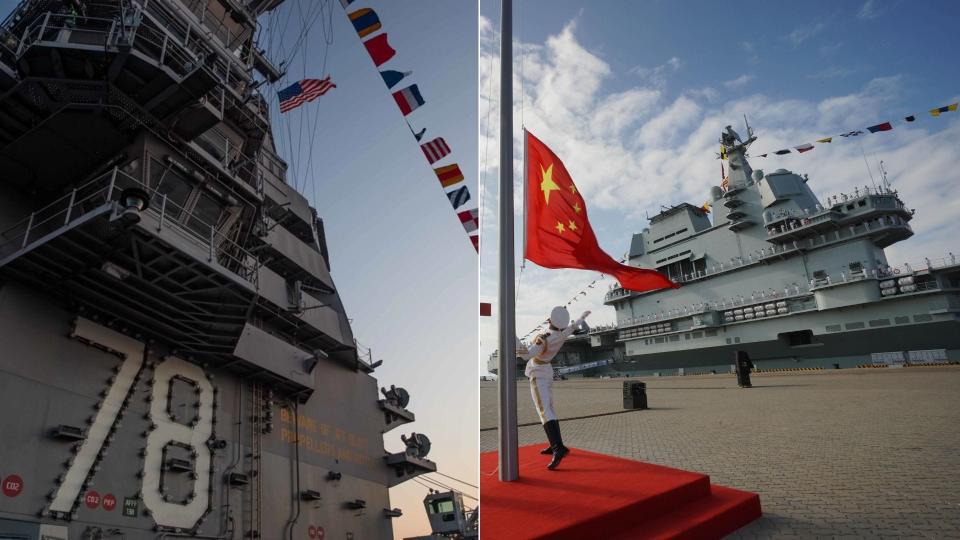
[0,1,441,538]
[495,125,960,379]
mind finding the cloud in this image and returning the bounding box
[819,41,843,57]
[741,41,760,64]
[786,21,827,47]
[724,74,754,89]
[807,66,857,80]
[629,56,682,88]
[479,21,960,372]
[687,86,719,103]
[857,0,887,20]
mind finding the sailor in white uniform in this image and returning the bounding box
[517,306,591,469]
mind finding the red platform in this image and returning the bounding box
[480,445,761,539]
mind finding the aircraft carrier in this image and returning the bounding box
[494,125,960,378]
[0,1,439,538]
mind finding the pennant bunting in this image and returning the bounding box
[794,143,814,153]
[381,70,412,89]
[480,302,491,316]
[458,208,479,234]
[774,149,791,155]
[930,103,958,117]
[348,8,381,38]
[363,33,396,66]
[866,122,892,133]
[719,144,727,160]
[421,137,451,164]
[447,186,470,209]
[278,77,336,113]
[840,130,864,137]
[392,84,425,116]
[816,137,832,143]
[758,153,768,158]
[338,5,475,254]
[904,115,915,122]
[434,164,465,187]
[700,201,711,214]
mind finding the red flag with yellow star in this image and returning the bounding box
[524,130,677,292]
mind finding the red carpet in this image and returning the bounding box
[480,445,761,539]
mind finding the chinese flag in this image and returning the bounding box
[524,131,677,292]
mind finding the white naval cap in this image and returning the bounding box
[549,306,570,329]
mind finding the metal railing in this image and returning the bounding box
[15,11,119,55]
[0,167,259,285]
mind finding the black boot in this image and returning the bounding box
[546,421,569,470]
[540,421,556,454]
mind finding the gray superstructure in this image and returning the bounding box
[493,125,960,377]
[0,1,434,538]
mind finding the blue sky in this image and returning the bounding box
[0,1,478,537]
[259,1,478,537]
[478,0,960,373]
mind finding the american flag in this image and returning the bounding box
[278,77,336,113]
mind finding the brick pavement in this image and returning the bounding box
[480,367,960,538]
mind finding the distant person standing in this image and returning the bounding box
[517,306,590,470]
[735,351,754,388]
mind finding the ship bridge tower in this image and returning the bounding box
[720,124,756,190]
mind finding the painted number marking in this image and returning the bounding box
[49,320,215,530]
[141,356,214,529]
[49,320,143,515]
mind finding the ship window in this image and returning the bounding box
[858,200,866,207]
[186,193,224,236]
[846,204,854,210]
[150,159,193,217]
[779,330,813,346]
[705,329,717,336]
[868,319,890,327]
[845,322,865,330]
[684,333,690,340]
[894,316,910,324]
[725,338,732,344]
[849,262,863,272]
[913,314,933,322]
[655,337,666,343]
[813,270,827,280]
[734,337,741,343]
[669,335,680,341]
[692,331,703,339]
[428,499,456,514]
[825,324,841,332]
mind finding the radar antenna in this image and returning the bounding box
[879,160,891,191]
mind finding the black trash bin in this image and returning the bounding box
[623,381,648,410]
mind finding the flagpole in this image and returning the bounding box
[497,0,519,482]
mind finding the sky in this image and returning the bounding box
[257,1,478,537]
[0,1,478,538]
[478,0,960,374]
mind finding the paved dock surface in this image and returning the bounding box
[480,367,960,538]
